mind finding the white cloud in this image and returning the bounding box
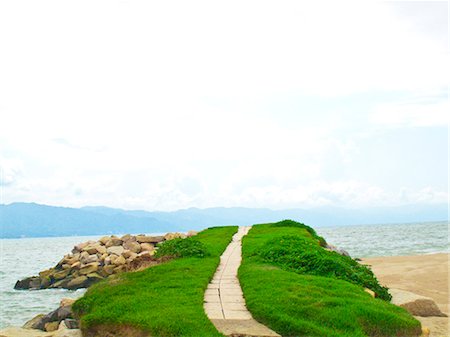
[0,1,447,210]
[370,100,449,128]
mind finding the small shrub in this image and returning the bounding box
[155,237,209,258]
[259,235,391,301]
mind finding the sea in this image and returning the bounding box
[0,221,448,329]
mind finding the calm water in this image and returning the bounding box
[317,221,448,258]
[0,222,448,328]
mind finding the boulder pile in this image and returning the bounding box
[14,231,198,290]
[22,298,79,333]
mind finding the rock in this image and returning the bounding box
[72,242,89,253]
[113,255,126,266]
[99,236,110,245]
[63,319,79,330]
[86,273,104,285]
[104,256,112,265]
[45,321,59,332]
[50,278,72,289]
[79,251,89,262]
[113,265,126,273]
[64,255,80,266]
[60,298,76,307]
[22,314,45,329]
[164,232,186,241]
[140,243,155,252]
[53,269,71,280]
[325,243,351,257]
[186,230,198,237]
[101,265,116,275]
[138,251,154,258]
[80,254,98,264]
[136,235,164,243]
[96,245,107,254]
[364,288,376,297]
[126,252,138,261]
[79,263,98,275]
[40,276,51,288]
[55,305,73,321]
[107,246,124,256]
[54,328,83,337]
[105,237,123,247]
[70,261,81,269]
[421,326,430,337]
[390,288,447,317]
[82,245,99,255]
[121,234,135,242]
[67,276,88,290]
[62,264,71,270]
[122,249,132,258]
[14,276,41,290]
[39,269,53,279]
[123,241,141,253]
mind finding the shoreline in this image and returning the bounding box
[362,253,449,337]
[1,252,448,335]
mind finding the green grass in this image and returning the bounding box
[239,221,422,337]
[73,226,238,337]
[155,237,209,258]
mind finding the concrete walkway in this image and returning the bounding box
[204,226,280,337]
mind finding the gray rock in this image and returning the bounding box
[105,237,123,247]
[63,319,79,329]
[123,241,141,253]
[22,314,45,329]
[67,276,88,290]
[136,235,164,243]
[390,288,447,317]
[325,243,350,257]
[107,246,124,256]
[14,276,41,290]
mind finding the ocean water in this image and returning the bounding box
[317,221,449,258]
[0,221,448,328]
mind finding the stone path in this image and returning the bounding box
[204,226,280,337]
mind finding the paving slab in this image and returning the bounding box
[204,226,281,337]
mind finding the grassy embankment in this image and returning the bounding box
[73,226,237,337]
[239,220,422,337]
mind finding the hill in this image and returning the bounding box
[0,202,447,238]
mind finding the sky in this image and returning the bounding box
[0,1,448,211]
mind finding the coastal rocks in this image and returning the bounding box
[3,301,83,337]
[14,231,197,290]
[136,235,164,243]
[187,230,198,237]
[325,243,350,257]
[22,298,77,332]
[22,314,45,329]
[390,288,448,317]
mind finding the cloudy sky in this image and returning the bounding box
[0,1,448,211]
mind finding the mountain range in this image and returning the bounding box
[0,202,447,238]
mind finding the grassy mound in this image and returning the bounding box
[73,226,237,337]
[239,221,421,337]
[259,234,391,300]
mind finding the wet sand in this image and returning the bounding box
[362,253,449,337]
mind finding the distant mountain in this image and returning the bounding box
[0,203,176,238]
[0,202,447,238]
